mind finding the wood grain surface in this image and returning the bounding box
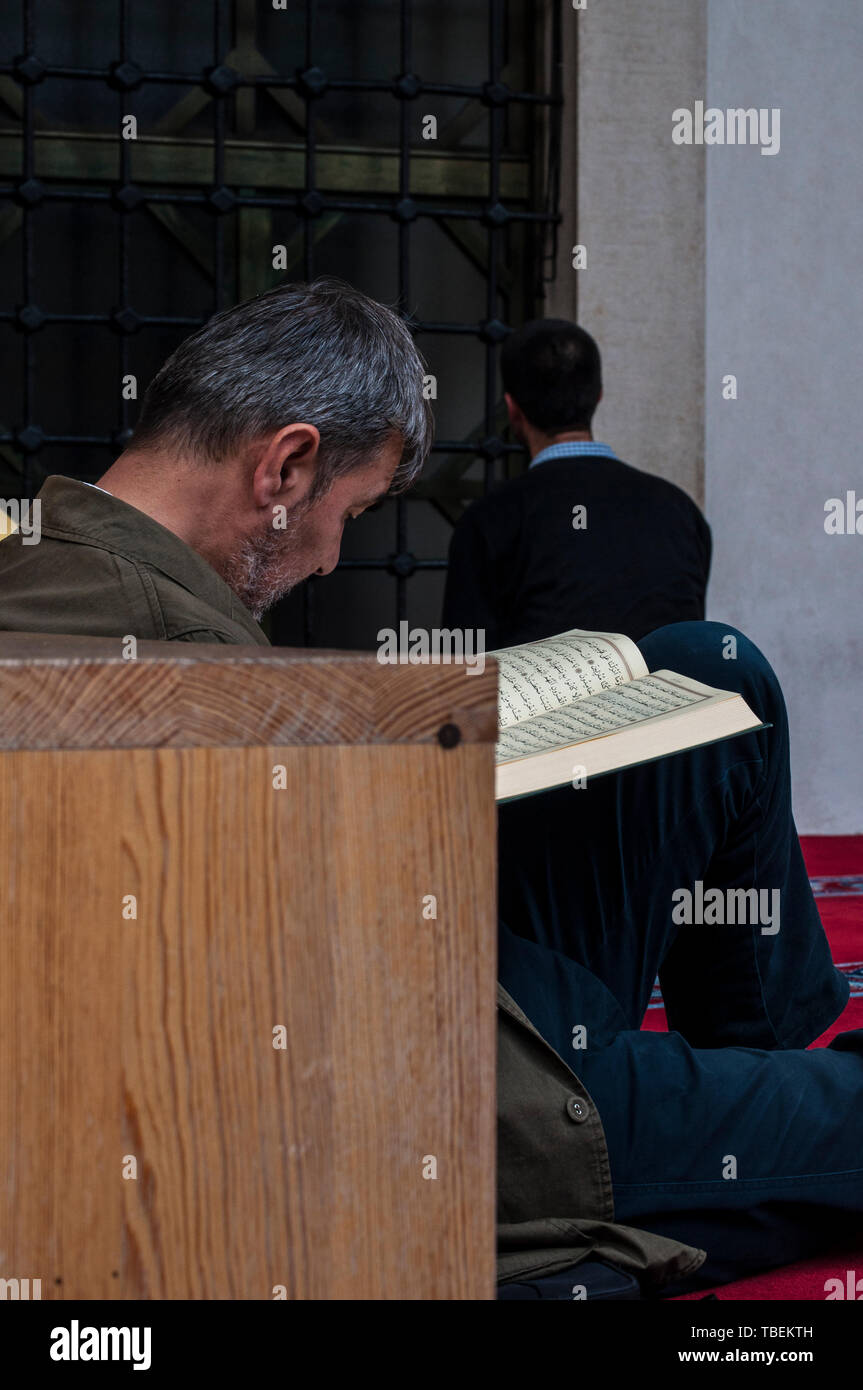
[0,632,499,750]
[0,645,498,1299]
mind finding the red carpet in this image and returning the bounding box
[642,836,863,1300]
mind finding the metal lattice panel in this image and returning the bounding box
[0,0,562,645]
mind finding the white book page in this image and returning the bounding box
[496,671,713,761]
[493,629,648,730]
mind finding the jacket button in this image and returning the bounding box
[566,1095,589,1123]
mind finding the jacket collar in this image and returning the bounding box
[35,475,268,645]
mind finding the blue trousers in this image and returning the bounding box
[497,622,863,1292]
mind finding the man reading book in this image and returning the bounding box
[1,278,860,1296]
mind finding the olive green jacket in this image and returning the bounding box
[0,477,706,1294]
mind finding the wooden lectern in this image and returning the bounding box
[0,633,498,1300]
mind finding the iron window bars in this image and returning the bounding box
[0,0,563,644]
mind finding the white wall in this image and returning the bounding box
[705,0,863,832]
[549,0,707,504]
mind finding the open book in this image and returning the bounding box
[494,629,763,802]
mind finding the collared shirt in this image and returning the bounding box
[444,445,712,649]
[0,473,705,1292]
[529,440,618,469]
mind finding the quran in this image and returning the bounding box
[494,628,763,802]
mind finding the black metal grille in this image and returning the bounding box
[0,0,562,647]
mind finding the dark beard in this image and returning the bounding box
[219,504,310,620]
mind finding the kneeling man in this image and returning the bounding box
[1,277,859,1297]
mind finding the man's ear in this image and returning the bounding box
[504,392,522,431]
[251,423,321,510]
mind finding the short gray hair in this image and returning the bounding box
[131,276,434,497]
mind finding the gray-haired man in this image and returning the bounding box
[0,277,858,1298]
[0,277,431,637]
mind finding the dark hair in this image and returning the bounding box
[131,276,434,498]
[500,319,602,433]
